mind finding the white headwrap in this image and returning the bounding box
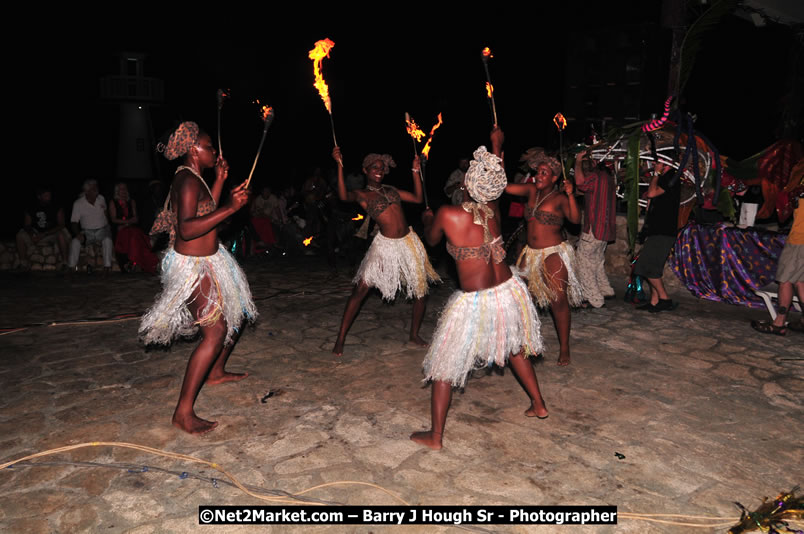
[464,146,507,203]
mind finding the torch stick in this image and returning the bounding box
[420,159,430,210]
[328,112,338,148]
[420,113,442,210]
[481,47,498,126]
[216,88,229,157]
[244,105,275,189]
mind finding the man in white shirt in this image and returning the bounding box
[68,179,113,271]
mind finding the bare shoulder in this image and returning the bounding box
[174,171,199,192]
[438,204,471,227]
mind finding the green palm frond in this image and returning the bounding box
[677,0,740,95]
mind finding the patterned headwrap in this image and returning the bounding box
[157,121,200,161]
[523,148,561,177]
[362,154,396,175]
[465,146,507,203]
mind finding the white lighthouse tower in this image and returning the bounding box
[100,52,164,182]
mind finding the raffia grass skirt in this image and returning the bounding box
[139,245,257,346]
[354,228,440,300]
[422,275,544,388]
[517,242,583,308]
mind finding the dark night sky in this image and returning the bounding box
[6,5,798,237]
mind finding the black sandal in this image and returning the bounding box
[787,320,804,333]
[750,319,787,336]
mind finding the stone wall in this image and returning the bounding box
[0,241,119,272]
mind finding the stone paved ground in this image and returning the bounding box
[0,254,801,533]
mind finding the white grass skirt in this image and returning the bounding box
[354,228,440,300]
[139,245,257,346]
[422,275,544,388]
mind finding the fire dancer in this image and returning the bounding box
[331,147,440,356]
[505,153,582,366]
[140,121,256,435]
[411,128,547,450]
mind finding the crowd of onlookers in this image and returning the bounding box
[11,171,371,275]
[9,155,802,340]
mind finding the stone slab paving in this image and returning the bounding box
[0,255,801,534]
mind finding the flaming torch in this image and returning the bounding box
[421,112,443,161]
[481,47,498,126]
[405,112,431,209]
[553,112,570,185]
[303,236,314,247]
[405,112,425,153]
[244,102,275,189]
[216,88,230,156]
[309,38,339,153]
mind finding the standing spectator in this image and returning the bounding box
[634,161,681,312]
[574,150,617,308]
[302,168,327,237]
[443,158,470,205]
[15,186,71,270]
[751,194,804,334]
[68,179,114,273]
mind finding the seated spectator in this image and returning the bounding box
[68,179,114,273]
[15,186,71,270]
[250,184,279,252]
[109,182,158,273]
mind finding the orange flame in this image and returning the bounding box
[303,236,314,246]
[260,105,274,122]
[405,113,425,143]
[485,82,494,99]
[553,113,567,131]
[309,38,335,113]
[352,213,364,221]
[421,113,443,160]
[482,47,493,59]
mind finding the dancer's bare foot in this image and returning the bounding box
[557,351,571,366]
[172,413,218,435]
[525,402,549,419]
[406,335,429,348]
[410,430,442,450]
[206,371,249,385]
[332,339,345,357]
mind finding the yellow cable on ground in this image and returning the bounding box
[47,317,140,327]
[0,441,408,506]
[4,442,797,530]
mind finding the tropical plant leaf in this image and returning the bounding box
[626,129,642,252]
[677,0,740,95]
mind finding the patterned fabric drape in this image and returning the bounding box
[670,223,786,309]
